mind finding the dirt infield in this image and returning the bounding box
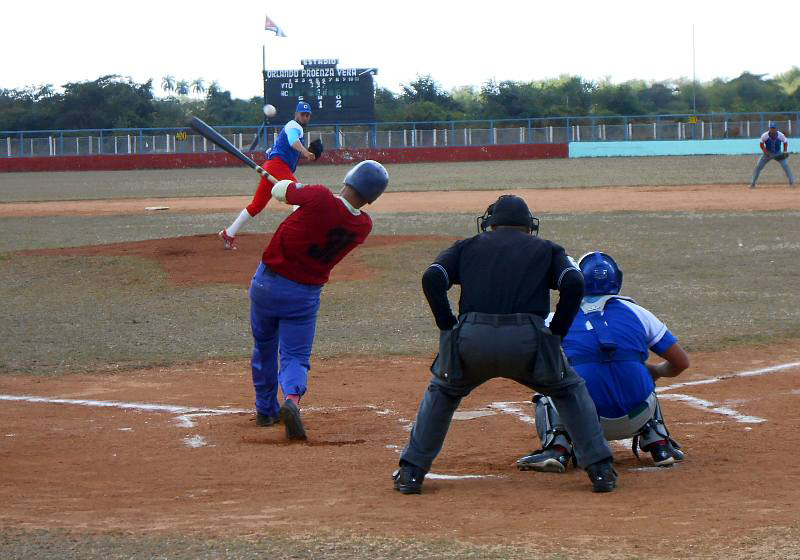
[1,183,799,218]
[21,234,442,287]
[1,348,799,558]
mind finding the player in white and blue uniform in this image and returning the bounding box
[219,102,316,249]
[517,251,690,472]
[750,122,794,188]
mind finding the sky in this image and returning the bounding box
[2,1,799,100]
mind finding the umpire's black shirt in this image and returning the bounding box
[422,228,584,337]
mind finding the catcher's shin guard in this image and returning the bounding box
[632,397,683,463]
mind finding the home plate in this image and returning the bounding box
[427,473,500,480]
[145,206,170,211]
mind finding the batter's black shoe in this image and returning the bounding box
[516,446,572,473]
[586,459,617,493]
[279,400,307,440]
[255,411,280,427]
[392,463,425,495]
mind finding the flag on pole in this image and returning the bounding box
[265,15,287,37]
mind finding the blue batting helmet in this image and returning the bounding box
[579,251,623,295]
[343,160,389,203]
[296,101,312,113]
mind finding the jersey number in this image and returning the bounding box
[308,228,357,263]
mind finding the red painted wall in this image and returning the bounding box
[0,144,567,173]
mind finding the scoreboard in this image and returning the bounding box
[264,59,377,124]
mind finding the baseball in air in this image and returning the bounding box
[263,104,277,118]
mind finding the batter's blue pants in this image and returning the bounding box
[249,263,322,417]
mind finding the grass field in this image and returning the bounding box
[0,154,790,202]
[2,156,800,559]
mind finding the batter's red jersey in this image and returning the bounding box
[262,184,373,285]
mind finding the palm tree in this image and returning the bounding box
[176,79,190,96]
[161,75,176,95]
[775,66,800,97]
[191,78,206,97]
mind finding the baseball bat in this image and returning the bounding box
[188,116,276,184]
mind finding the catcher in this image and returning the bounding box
[517,251,690,473]
[750,122,794,188]
[218,101,325,249]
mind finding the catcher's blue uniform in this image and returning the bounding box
[560,297,677,418]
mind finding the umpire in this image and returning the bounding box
[393,195,616,494]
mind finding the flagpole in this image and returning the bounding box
[692,24,696,114]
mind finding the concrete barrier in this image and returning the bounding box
[569,139,764,158]
[0,143,567,173]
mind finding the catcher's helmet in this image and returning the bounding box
[579,252,623,295]
[477,194,539,234]
[343,160,389,203]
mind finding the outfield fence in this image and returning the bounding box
[2,112,798,158]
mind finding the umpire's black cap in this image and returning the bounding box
[486,195,535,229]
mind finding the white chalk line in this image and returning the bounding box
[2,359,797,452]
[652,359,800,424]
[658,393,766,423]
[0,394,250,416]
[657,360,800,393]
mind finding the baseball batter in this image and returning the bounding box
[750,122,794,188]
[219,101,317,250]
[248,160,389,441]
[517,252,690,472]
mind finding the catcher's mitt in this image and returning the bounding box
[309,139,324,160]
[773,152,789,161]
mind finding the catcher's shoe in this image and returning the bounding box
[586,459,617,493]
[516,446,572,473]
[392,463,425,495]
[666,439,685,462]
[218,229,237,250]
[643,441,675,467]
[255,411,280,427]
[279,399,307,440]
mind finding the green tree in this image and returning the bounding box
[191,78,206,97]
[450,85,483,119]
[161,75,176,95]
[481,80,542,118]
[55,75,155,129]
[176,80,190,96]
[593,81,645,116]
[774,66,800,96]
[374,87,405,121]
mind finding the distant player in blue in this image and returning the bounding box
[750,121,794,188]
[517,251,690,471]
[219,101,316,250]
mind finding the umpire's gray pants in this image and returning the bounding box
[751,154,795,186]
[400,315,612,472]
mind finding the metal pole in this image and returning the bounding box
[692,24,697,114]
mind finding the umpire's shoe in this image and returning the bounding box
[392,462,425,495]
[279,400,307,440]
[516,446,572,473]
[586,458,617,493]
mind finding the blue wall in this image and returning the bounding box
[569,139,765,158]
